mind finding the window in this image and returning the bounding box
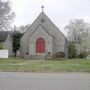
[41,19,45,23]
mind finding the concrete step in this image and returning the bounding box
[30,55,46,60]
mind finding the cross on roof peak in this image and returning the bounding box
[41,5,44,12]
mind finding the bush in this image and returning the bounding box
[68,42,77,58]
[0,42,4,49]
[54,52,65,58]
[78,51,87,58]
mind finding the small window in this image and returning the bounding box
[41,19,45,23]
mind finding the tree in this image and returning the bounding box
[65,19,90,57]
[12,31,23,56]
[19,24,30,33]
[0,0,15,31]
[65,19,89,44]
[12,24,31,56]
[0,42,3,49]
[68,41,77,58]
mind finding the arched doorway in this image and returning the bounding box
[36,38,45,53]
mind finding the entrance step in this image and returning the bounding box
[30,55,46,60]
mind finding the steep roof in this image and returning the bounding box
[21,11,66,41]
[0,31,11,42]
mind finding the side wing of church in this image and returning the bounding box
[20,11,67,59]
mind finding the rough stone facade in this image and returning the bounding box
[20,12,67,59]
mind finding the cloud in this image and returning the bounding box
[11,0,90,34]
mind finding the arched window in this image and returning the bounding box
[36,38,45,53]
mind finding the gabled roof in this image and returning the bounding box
[21,11,66,41]
[0,31,11,42]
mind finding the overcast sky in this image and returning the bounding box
[11,0,90,34]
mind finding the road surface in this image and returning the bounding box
[0,72,90,90]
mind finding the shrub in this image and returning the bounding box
[55,52,65,58]
[0,42,4,49]
[78,51,87,58]
[68,42,77,58]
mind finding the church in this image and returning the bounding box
[20,6,67,59]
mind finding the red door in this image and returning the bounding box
[36,38,45,53]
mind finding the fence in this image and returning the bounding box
[0,50,8,58]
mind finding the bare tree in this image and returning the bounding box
[13,24,30,33]
[0,0,15,31]
[65,19,90,54]
[19,24,30,33]
[65,19,89,43]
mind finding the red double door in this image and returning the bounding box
[36,38,45,53]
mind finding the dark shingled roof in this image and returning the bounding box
[0,31,11,42]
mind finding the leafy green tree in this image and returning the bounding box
[13,31,23,56]
[0,42,3,49]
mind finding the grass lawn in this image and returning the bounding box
[0,58,90,72]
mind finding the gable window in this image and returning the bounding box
[41,19,45,23]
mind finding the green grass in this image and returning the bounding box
[0,58,90,72]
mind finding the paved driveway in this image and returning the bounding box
[0,72,90,90]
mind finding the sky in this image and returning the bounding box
[11,0,90,35]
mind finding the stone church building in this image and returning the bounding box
[20,8,67,59]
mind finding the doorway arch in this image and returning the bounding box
[36,38,45,53]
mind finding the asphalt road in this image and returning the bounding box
[0,72,90,90]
